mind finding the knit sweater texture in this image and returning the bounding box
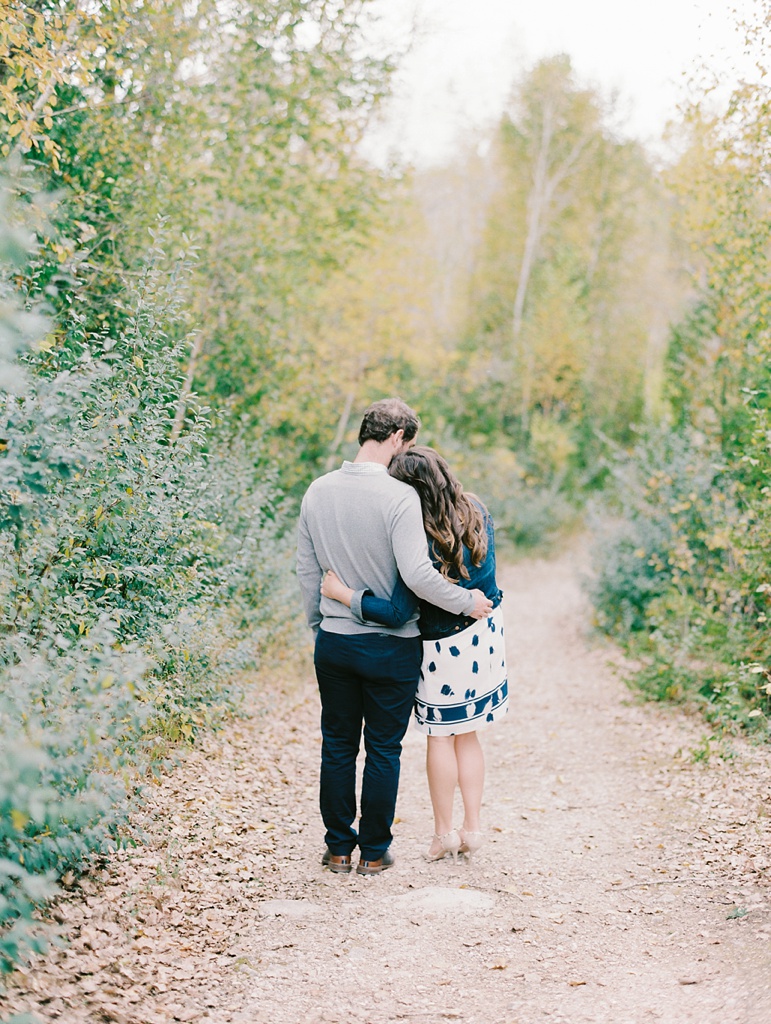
[296,461,477,636]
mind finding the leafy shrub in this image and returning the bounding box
[0,200,299,972]
[588,427,736,632]
[588,515,669,633]
[0,622,149,972]
[589,424,770,738]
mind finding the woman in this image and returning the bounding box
[321,446,508,863]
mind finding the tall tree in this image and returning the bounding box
[506,56,600,429]
[443,55,678,480]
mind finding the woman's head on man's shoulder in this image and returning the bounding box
[388,445,488,575]
[388,445,458,499]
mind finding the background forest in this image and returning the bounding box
[1,0,771,975]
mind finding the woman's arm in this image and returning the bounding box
[321,570,418,628]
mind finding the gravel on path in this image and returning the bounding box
[4,545,771,1024]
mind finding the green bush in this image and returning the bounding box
[588,427,735,632]
[589,425,770,738]
[588,515,669,633]
[0,622,149,972]
[0,200,299,973]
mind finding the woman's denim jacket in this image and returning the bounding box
[350,509,502,641]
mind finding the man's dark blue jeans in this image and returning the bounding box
[314,628,422,861]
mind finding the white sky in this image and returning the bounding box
[363,0,761,166]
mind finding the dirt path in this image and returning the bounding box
[5,547,771,1024]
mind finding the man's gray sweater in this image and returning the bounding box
[297,461,476,637]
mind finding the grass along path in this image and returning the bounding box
[4,545,771,1024]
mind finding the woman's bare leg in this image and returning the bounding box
[455,730,484,832]
[425,735,458,856]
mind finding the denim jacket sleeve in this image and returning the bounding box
[349,573,419,629]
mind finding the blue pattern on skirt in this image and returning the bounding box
[414,604,508,736]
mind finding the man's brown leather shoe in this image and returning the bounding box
[321,849,352,874]
[356,848,395,875]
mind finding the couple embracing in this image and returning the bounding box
[296,398,508,876]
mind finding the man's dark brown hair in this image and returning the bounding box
[358,398,420,446]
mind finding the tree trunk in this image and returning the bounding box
[514,101,554,432]
[169,329,206,443]
[325,354,369,470]
[325,387,357,471]
[513,101,593,433]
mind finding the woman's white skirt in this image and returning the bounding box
[413,604,508,736]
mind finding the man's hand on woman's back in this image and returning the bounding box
[469,589,493,619]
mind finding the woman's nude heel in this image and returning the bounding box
[425,829,462,864]
[458,827,484,862]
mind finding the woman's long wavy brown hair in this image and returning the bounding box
[389,446,488,580]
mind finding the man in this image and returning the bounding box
[297,398,492,876]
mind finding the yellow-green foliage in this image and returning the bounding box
[0,208,299,973]
[591,4,771,735]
